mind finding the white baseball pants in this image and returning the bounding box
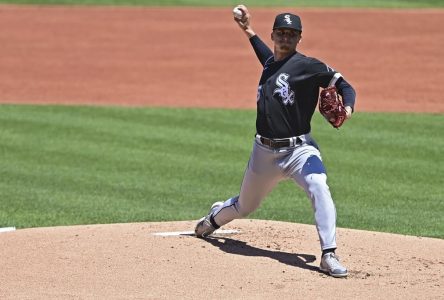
[212,134,337,250]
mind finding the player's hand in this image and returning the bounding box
[233,5,254,37]
[345,106,353,119]
[233,5,250,27]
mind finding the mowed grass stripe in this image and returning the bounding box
[0,105,442,238]
[0,105,253,227]
[0,0,443,8]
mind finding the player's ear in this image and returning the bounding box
[271,31,275,41]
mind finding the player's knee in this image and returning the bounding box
[305,173,330,195]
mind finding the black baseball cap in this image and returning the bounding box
[273,13,302,32]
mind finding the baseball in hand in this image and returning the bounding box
[233,7,244,20]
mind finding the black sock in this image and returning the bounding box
[209,214,220,229]
[322,248,336,256]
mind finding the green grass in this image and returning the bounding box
[0,0,443,8]
[0,105,442,238]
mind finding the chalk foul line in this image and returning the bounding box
[0,227,16,233]
[152,229,240,237]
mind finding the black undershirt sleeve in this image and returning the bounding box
[249,35,274,67]
[336,78,356,111]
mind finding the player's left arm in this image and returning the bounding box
[336,78,356,119]
[308,58,356,119]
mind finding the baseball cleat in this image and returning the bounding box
[319,252,348,278]
[194,201,224,238]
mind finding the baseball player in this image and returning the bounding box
[195,5,356,278]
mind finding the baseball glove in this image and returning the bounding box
[319,86,347,128]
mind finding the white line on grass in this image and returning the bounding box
[153,229,240,236]
[0,227,16,233]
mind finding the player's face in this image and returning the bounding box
[271,29,301,53]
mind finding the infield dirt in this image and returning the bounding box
[0,5,443,299]
[0,6,443,112]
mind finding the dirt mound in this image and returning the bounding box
[1,220,442,299]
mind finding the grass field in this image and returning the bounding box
[1,0,442,239]
[0,0,443,8]
[0,105,442,238]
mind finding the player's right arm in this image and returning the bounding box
[233,5,255,38]
[249,36,273,67]
[233,5,273,67]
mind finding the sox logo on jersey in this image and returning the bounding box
[273,73,295,105]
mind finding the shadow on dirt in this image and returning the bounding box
[205,236,322,273]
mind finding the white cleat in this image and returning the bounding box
[319,252,348,278]
[194,201,224,238]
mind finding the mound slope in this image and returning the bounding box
[1,220,442,299]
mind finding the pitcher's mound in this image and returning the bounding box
[1,219,442,299]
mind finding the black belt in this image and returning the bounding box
[258,135,302,149]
